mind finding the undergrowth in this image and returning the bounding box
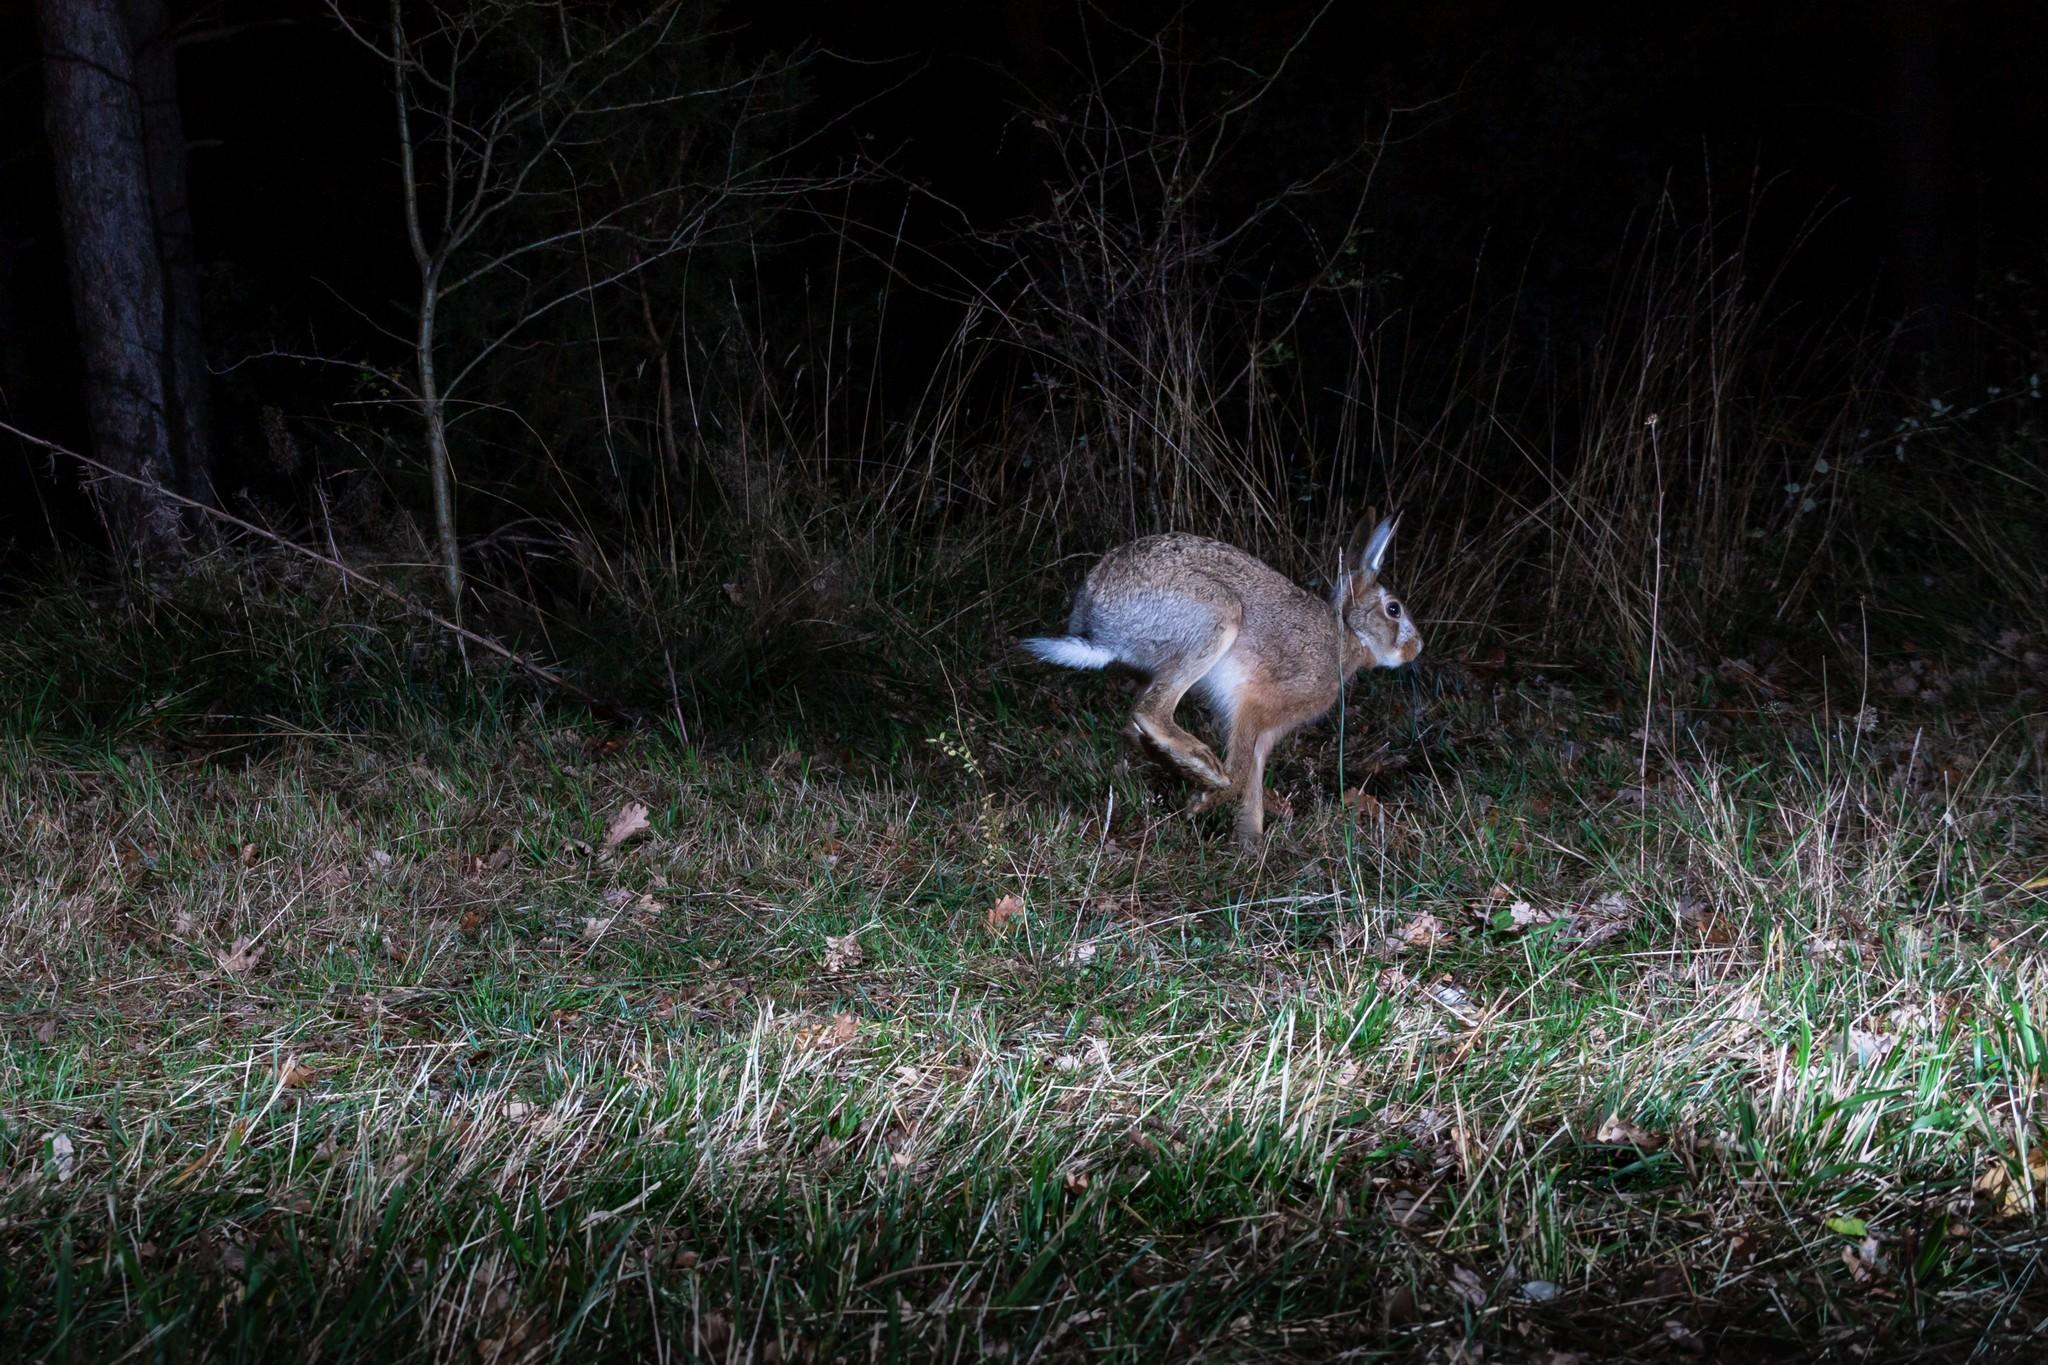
[0,527,2044,1361]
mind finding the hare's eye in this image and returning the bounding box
[1385,601,1402,620]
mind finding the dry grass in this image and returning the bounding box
[1,569,2044,1361]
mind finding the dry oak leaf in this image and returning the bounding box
[1564,890,1639,946]
[1595,1112,1667,1151]
[1974,1146,2048,1217]
[1398,912,1449,950]
[1841,1235,1889,1284]
[823,932,863,973]
[602,801,652,852]
[986,894,1026,932]
[280,1056,317,1088]
[216,937,264,975]
[830,1011,858,1044]
[1342,787,1385,819]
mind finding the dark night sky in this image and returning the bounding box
[144,0,2047,325]
[4,0,2046,543]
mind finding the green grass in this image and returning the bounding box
[0,567,2045,1363]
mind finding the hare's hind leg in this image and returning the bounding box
[1126,623,1238,791]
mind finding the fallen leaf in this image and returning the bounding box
[1565,890,1639,946]
[49,1132,75,1183]
[1679,895,1739,945]
[1062,1168,1091,1195]
[34,1018,59,1044]
[1595,1112,1667,1151]
[1492,898,1556,932]
[216,937,263,975]
[117,839,161,881]
[1398,913,1448,949]
[886,1125,915,1169]
[830,1011,858,1044]
[239,843,258,867]
[823,932,863,973]
[1841,1235,1888,1284]
[581,916,614,941]
[1974,1146,2048,1217]
[1342,788,1385,819]
[1447,1263,1488,1307]
[1659,1318,1704,1355]
[602,801,652,852]
[280,1056,317,1088]
[1380,1181,1435,1226]
[1426,980,1476,1016]
[986,894,1026,932]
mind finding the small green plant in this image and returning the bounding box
[927,725,1005,879]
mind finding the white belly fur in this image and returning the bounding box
[1195,652,1248,727]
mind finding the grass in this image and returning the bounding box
[1,563,2044,1363]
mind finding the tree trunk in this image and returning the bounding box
[416,268,466,624]
[36,0,188,563]
[124,0,216,516]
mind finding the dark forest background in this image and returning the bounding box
[3,0,2046,710]
[8,9,2048,1358]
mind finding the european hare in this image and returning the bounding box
[1024,516,1421,842]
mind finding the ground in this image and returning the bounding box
[2,574,2046,1362]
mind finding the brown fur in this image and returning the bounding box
[1024,518,1423,843]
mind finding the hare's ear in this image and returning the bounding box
[1334,509,1378,603]
[1341,507,1378,567]
[1356,512,1399,579]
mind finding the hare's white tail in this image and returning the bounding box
[1022,635,1118,670]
